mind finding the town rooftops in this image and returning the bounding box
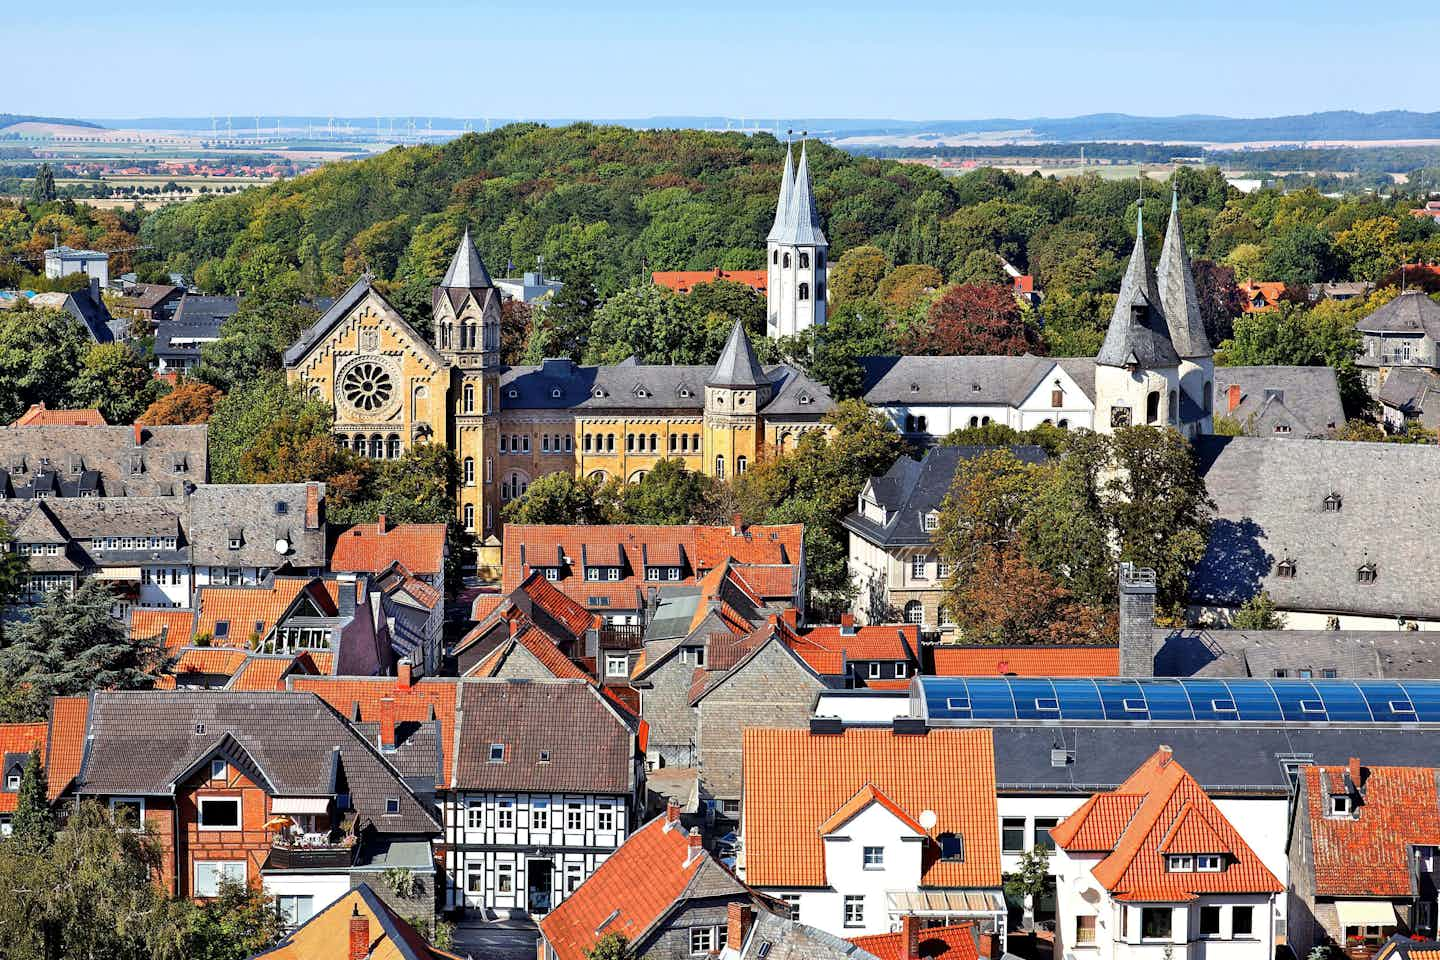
[255,882,462,960]
[652,268,768,295]
[1152,628,1440,680]
[1212,366,1345,438]
[0,423,207,498]
[1051,746,1281,900]
[1355,289,1440,338]
[1238,281,1287,313]
[1377,367,1440,429]
[786,621,920,675]
[1299,761,1440,898]
[11,403,106,426]
[185,482,326,567]
[742,726,1000,889]
[1189,435,1440,621]
[330,516,446,579]
[288,672,459,774]
[0,722,48,813]
[849,921,981,960]
[858,355,1097,408]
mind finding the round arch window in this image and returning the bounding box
[342,361,394,413]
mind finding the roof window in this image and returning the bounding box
[1276,559,1296,579]
[384,798,400,815]
[1356,563,1377,584]
[937,833,964,861]
[1323,493,1342,512]
[488,743,505,763]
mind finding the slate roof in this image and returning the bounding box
[773,143,827,248]
[186,482,326,568]
[439,228,493,290]
[932,645,1121,677]
[330,518,446,579]
[1213,365,1345,438]
[1378,366,1440,429]
[766,144,796,244]
[156,295,238,358]
[1097,210,1181,369]
[0,424,207,497]
[1356,289,1440,338]
[1300,763,1440,897]
[708,321,769,389]
[1152,628,1440,679]
[449,678,636,794]
[1189,436,1440,620]
[73,691,439,834]
[742,727,1000,889]
[61,287,120,342]
[843,445,1048,547]
[858,356,1097,407]
[1050,747,1281,899]
[1156,192,1213,360]
[288,675,460,774]
[739,911,882,959]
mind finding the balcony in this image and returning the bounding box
[264,833,356,871]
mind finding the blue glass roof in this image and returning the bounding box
[917,677,1440,724]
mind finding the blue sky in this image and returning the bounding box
[12,1,1440,121]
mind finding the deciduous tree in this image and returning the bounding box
[904,283,1041,356]
[139,380,224,424]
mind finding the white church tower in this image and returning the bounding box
[1094,203,1183,435]
[1156,188,1215,436]
[766,141,828,339]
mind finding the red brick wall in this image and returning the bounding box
[175,762,274,898]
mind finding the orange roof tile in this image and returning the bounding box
[194,577,338,646]
[651,269,767,295]
[331,519,447,578]
[470,594,502,620]
[1238,281,1287,313]
[171,647,249,677]
[787,624,919,674]
[258,884,462,960]
[518,571,600,638]
[850,924,980,960]
[46,696,89,799]
[227,655,314,691]
[931,646,1120,677]
[130,608,199,650]
[1303,763,1440,897]
[469,625,594,683]
[0,723,48,812]
[539,815,719,960]
[12,403,106,426]
[1051,748,1281,900]
[818,784,929,836]
[742,727,1001,889]
[288,675,459,771]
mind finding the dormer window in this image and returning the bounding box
[228,536,242,550]
[1323,493,1342,512]
[1330,793,1352,817]
[678,388,692,399]
[970,383,981,392]
[910,382,920,393]
[634,387,649,398]
[507,388,518,399]
[593,388,606,399]
[1166,855,1194,871]
[1357,563,1377,585]
[923,513,938,532]
[488,743,505,763]
[551,387,562,399]
[1196,855,1223,871]
[798,393,812,405]
[1276,559,1297,579]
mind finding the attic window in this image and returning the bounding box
[635,387,649,398]
[1196,855,1223,871]
[551,388,562,399]
[228,536,242,551]
[910,382,920,392]
[970,383,981,392]
[1166,855,1194,871]
[1276,559,1296,579]
[593,388,606,398]
[1330,794,1352,816]
[214,621,230,639]
[678,388,692,399]
[507,388,518,399]
[539,751,551,763]
[274,501,288,515]
[937,833,964,861]
[1356,563,1377,585]
[798,393,812,404]
[923,513,938,532]
[385,798,400,815]
[1323,493,1342,512]
[488,743,505,763]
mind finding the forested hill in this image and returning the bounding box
[139,123,956,303]
[0,114,103,129]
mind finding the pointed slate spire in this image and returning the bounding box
[766,144,795,243]
[1097,202,1181,369]
[775,142,828,248]
[707,320,768,388]
[1157,188,1213,360]
[441,228,493,289]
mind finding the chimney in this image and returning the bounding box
[840,613,856,637]
[1346,756,1363,792]
[376,513,387,534]
[89,276,100,305]
[377,696,396,750]
[727,902,755,950]
[685,827,704,866]
[348,904,369,960]
[1157,744,1173,767]
[304,482,321,530]
[397,658,413,688]
[664,799,681,830]
[133,423,144,446]
[1117,562,1156,678]
[781,608,798,628]
[902,914,921,960]
[977,931,1001,960]
[1227,383,1242,413]
[731,513,744,536]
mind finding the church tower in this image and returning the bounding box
[1094,204,1183,434]
[704,320,772,481]
[433,229,502,559]
[1156,189,1215,436]
[766,142,828,339]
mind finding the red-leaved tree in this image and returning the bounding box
[903,283,1041,356]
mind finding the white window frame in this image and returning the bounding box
[690,926,716,954]
[896,662,907,678]
[497,800,515,830]
[197,796,242,831]
[210,759,226,782]
[466,802,484,830]
[597,804,615,832]
[862,845,884,869]
[109,796,145,827]
[910,554,927,580]
[1196,854,1223,871]
[496,861,515,894]
[868,662,881,679]
[194,859,246,897]
[531,800,549,831]
[465,862,485,893]
[1166,854,1193,871]
[843,894,865,928]
[605,654,629,678]
[565,803,583,831]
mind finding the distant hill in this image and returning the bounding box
[0,114,103,130]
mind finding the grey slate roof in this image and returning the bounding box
[766,145,795,244]
[1213,365,1345,438]
[733,911,880,960]
[859,355,1097,406]
[708,321,768,388]
[842,445,1048,547]
[1097,210,1181,369]
[1356,289,1440,337]
[1152,628,1440,679]
[0,424,207,497]
[1156,192,1213,360]
[1189,435,1440,620]
[991,723,1440,796]
[185,482,327,568]
[169,294,238,328]
[450,678,636,794]
[440,228,494,289]
[74,690,439,834]
[1378,366,1440,428]
[772,143,827,248]
[64,288,120,342]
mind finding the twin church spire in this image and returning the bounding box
[766,139,829,338]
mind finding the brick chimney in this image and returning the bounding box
[664,798,681,831]
[684,827,704,866]
[348,903,369,960]
[731,513,745,536]
[133,423,144,446]
[1117,562,1156,678]
[1346,756,1365,795]
[977,931,1001,960]
[377,696,396,750]
[304,482,321,530]
[727,902,755,950]
[1227,383,1242,413]
[396,658,413,688]
[840,613,857,637]
[376,513,387,535]
[901,914,921,960]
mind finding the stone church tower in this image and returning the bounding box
[766,142,828,339]
[432,229,502,553]
[704,320,771,481]
[1094,205,1183,434]
[1156,189,1215,437]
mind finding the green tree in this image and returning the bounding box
[586,933,638,960]
[1263,224,1338,286]
[530,264,600,361]
[0,306,91,422]
[71,343,162,424]
[877,263,943,311]
[195,287,319,393]
[0,579,171,702]
[614,458,718,525]
[1232,590,1287,630]
[503,471,615,525]
[10,749,55,852]
[828,245,889,302]
[0,518,30,641]
[183,879,285,960]
[1004,846,1053,949]
[30,163,57,203]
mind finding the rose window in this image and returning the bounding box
[341,361,394,413]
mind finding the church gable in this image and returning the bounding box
[285,279,444,378]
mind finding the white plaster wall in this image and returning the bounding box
[261,872,351,915]
[820,802,926,936]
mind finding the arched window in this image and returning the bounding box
[334,435,348,450]
[904,600,924,625]
[369,435,384,458]
[463,383,475,413]
[1058,418,1070,429]
[969,416,979,428]
[650,433,658,452]
[441,323,452,349]
[981,416,991,426]
[736,456,747,475]
[626,433,635,453]
[1168,390,1178,423]
[1146,390,1161,425]
[588,470,607,482]
[772,250,778,264]
[583,434,592,453]
[693,433,700,450]
[463,457,475,485]
[628,470,647,483]
[463,503,475,530]
[606,434,615,453]
[715,456,725,480]
[782,253,791,268]
[798,282,809,301]
[799,252,810,269]
[387,435,401,459]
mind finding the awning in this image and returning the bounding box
[1335,900,1398,930]
[95,567,141,581]
[887,889,1008,917]
[270,797,331,815]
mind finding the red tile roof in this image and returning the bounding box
[1238,280,1287,313]
[742,727,1001,889]
[131,608,199,650]
[819,784,929,836]
[194,577,340,646]
[786,624,919,674]
[331,519,447,578]
[539,814,723,960]
[0,723,48,812]
[468,625,595,683]
[651,268,768,295]
[12,403,107,426]
[227,654,316,691]
[931,646,1120,677]
[46,696,89,799]
[1302,763,1440,897]
[850,924,980,960]
[288,675,459,772]
[1050,747,1281,900]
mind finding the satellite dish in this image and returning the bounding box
[919,810,938,831]
[274,538,290,554]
